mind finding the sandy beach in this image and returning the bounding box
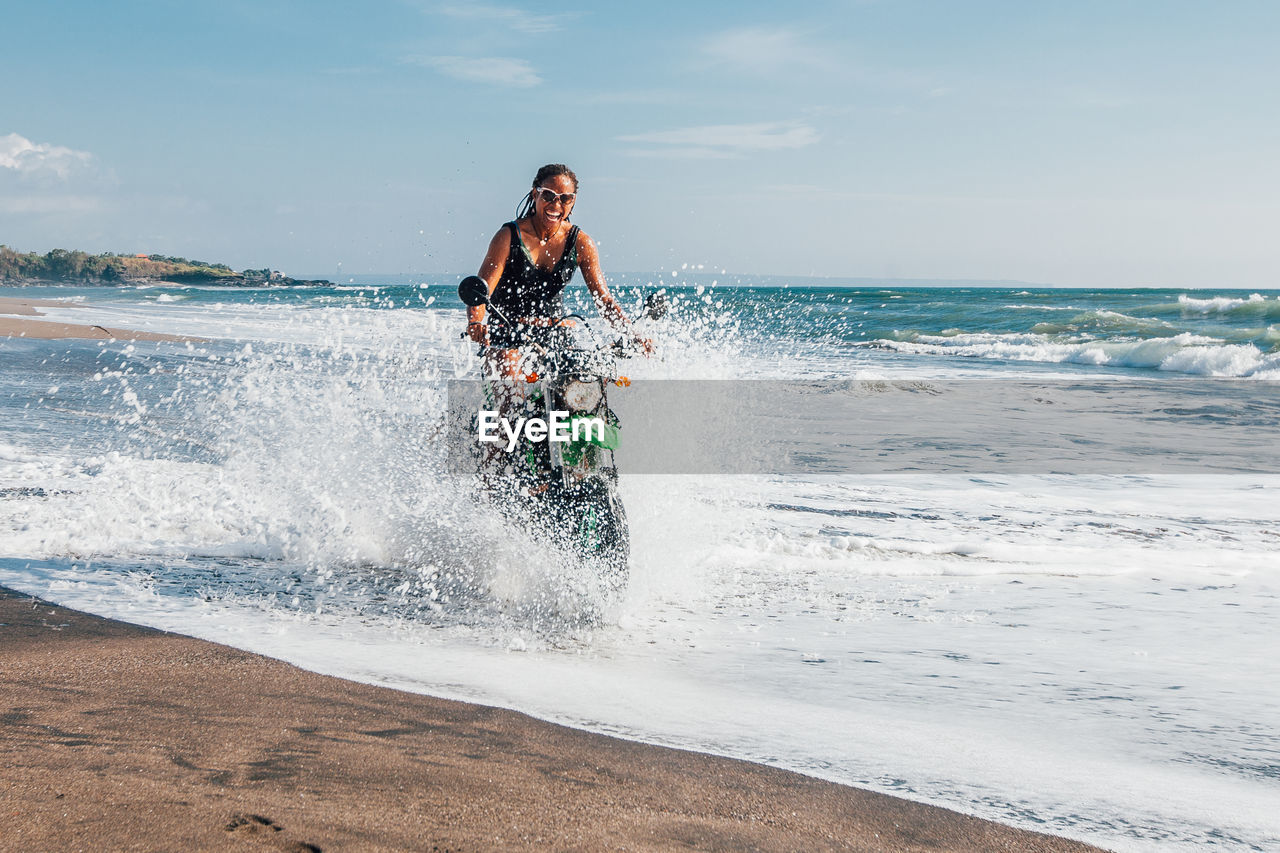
[0,295,193,342]
[0,586,1101,852]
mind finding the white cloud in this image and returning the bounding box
[617,122,820,156]
[623,146,742,160]
[0,133,93,179]
[435,3,568,34]
[407,55,541,87]
[701,26,835,74]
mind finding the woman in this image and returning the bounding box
[466,163,652,377]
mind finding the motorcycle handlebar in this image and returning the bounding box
[464,314,650,359]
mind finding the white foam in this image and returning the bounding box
[871,330,1280,377]
[1177,292,1269,313]
[4,473,1279,851]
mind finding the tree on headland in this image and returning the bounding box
[0,245,317,286]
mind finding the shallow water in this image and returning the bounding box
[2,282,1279,851]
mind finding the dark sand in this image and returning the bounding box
[0,587,1103,852]
[0,296,194,342]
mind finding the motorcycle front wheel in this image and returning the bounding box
[555,477,630,593]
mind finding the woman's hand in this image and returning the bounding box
[467,322,488,344]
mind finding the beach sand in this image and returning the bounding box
[0,296,193,342]
[0,587,1101,852]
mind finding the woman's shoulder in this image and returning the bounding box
[488,222,517,246]
[572,226,596,253]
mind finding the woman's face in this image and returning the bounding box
[532,173,576,225]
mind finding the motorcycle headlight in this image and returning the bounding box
[563,379,603,412]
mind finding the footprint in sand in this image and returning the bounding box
[224,813,321,852]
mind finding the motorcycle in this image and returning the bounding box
[457,275,631,592]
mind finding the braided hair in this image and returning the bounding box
[515,163,579,220]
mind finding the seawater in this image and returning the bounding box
[2,281,1279,852]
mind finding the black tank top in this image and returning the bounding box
[490,220,580,319]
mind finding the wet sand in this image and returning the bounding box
[0,586,1102,852]
[0,296,193,342]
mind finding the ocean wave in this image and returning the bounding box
[1140,293,1280,320]
[1030,309,1176,336]
[1179,293,1269,313]
[699,525,1261,580]
[867,331,1280,377]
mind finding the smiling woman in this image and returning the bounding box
[465,163,652,378]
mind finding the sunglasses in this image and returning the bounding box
[535,187,576,206]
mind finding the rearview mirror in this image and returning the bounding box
[458,275,490,307]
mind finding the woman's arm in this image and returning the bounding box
[578,232,653,353]
[468,227,511,343]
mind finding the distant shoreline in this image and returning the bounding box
[0,295,202,341]
[313,271,1058,289]
[0,275,334,288]
[325,272,1280,291]
[0,246,331,289]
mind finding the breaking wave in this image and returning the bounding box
[868,331,1280,377]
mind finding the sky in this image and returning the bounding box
[3,0,1278,287]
